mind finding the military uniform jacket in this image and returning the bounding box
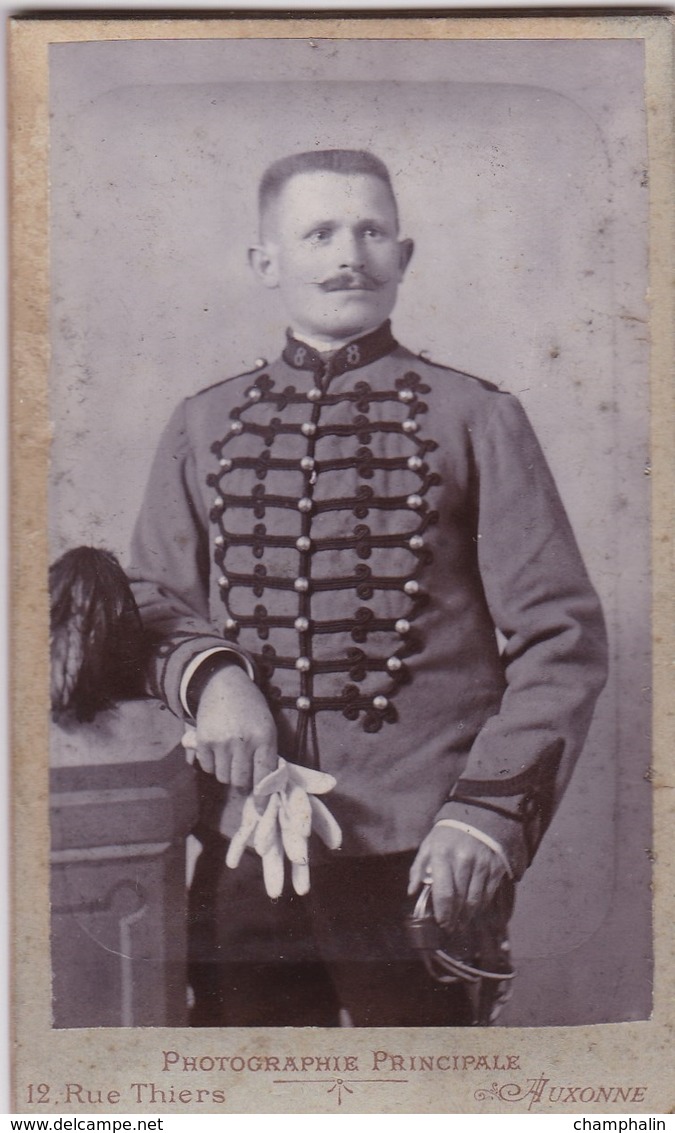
[130,322,608,879]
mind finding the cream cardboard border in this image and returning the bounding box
[9,13,675,1115]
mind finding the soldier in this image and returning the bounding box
[129,149,607,1026]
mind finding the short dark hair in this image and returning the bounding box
[259,149,398,228]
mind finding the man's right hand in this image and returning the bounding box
[194,665,278,792]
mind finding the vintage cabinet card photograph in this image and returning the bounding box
[8,12,674,1114]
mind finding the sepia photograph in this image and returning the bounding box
[10,14,673,1114]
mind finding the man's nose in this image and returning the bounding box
[336,230,365,269]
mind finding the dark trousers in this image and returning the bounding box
[188,833,472,1028]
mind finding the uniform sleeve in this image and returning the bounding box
[128,401,253,718]
[436,392,608,879]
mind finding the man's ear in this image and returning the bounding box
[248,243,280,289]
[397,238,415,279]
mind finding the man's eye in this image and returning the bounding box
[309,229,330,242]
[363,227,382,238]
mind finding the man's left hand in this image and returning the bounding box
[408,825,508,934]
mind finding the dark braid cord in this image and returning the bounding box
[207,326,442,765]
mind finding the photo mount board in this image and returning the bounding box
[9,12,675,1115]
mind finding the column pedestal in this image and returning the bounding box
[50,700,195,1028]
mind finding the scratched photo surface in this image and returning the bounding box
[48,36,651,1033]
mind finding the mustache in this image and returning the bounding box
[319,272,381,292]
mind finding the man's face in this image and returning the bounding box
[250,171,413,345]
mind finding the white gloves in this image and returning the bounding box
[226,758,342,898]
[181,729,342,899]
